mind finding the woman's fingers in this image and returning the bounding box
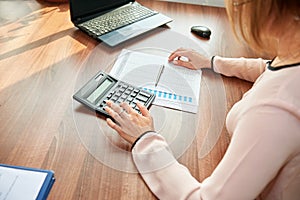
[168,49,198,69]
[105,101,127,122]
[105,101,155,145]
[168,48,191,61]
[136,102,150,117]
[106,118,121,132]
[120,102,135,115]
[106,101,122,113]
[106,118,136,144]
[172,59,195,69]
[168,50,184,61]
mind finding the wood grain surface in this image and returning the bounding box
[0,0,255,199]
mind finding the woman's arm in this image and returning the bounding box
[132,104,299,200]
[168,48,267,82]
[213,56,267,82]
[104,95,299,199]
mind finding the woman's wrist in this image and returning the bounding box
[131,131,155,151]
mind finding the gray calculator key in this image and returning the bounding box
[119,87,126,92]
[121,94,128,99]
[127,96,134,102]
[136,94,149,102]
[111,96,118,102]
[139,91,151,98]
[107,93,113,98]
[115,92,122,97]
[99,102,106,108]
[127,86,134,91]
[130,92,138,97]
[124,89,131,95]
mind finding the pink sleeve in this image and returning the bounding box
[132,103,300,199]
[213,56,267,82]
[132,133,202,200]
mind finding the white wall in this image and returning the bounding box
[156,0,225,7]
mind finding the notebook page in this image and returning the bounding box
[110,49,202,113]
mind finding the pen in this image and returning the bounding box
[155,64,165,87]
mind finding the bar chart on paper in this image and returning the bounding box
[143,88,193,103]
[110,49,202,113]
[141,85,196,113]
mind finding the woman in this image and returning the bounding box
[105,0,300,199]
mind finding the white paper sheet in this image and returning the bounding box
[110,49,202,113]
[0,166,47,200]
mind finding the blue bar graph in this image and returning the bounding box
[143,87,193,103]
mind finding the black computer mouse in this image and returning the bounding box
[191,26,211,39]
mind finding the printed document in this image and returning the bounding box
[0,166,47,200]
[110,49,202,113]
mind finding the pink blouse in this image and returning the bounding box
[132,56,300,200]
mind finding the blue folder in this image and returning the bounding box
[0,164,55,200]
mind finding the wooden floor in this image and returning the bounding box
[0,0,255,199]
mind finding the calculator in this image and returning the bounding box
[73,71,155,117]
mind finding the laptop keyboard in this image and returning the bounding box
[78,4,158,37]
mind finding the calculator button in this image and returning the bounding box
[127,86,134,91]
[107,93,113,99]
[103,99,108,104]
[119,87,126,92]
[127,96,134,102]
[121,94,128,99]
[115,92,122,97]
[136,95,149,103]
[133,99,139,104]
[124,89,131,95]
[131,92,138,97]
[139,91,151,98]
[111,96,118,102]
[99,102,106,108]
[119,97,126,102]
[121,85,128,89]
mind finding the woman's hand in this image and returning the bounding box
[168,48,211,70]
[105,101,155,145]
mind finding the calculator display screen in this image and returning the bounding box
[87,79,113,103]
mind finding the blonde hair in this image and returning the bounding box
[225,0,300,54]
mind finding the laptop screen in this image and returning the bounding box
[70,0,133,22]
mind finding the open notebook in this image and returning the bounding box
[110,49,202,113]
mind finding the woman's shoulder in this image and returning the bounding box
[250,66,300,109]
[229,67,300,126]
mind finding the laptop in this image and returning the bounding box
[69,0,173,46]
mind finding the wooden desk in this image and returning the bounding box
[0,0,253,199]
